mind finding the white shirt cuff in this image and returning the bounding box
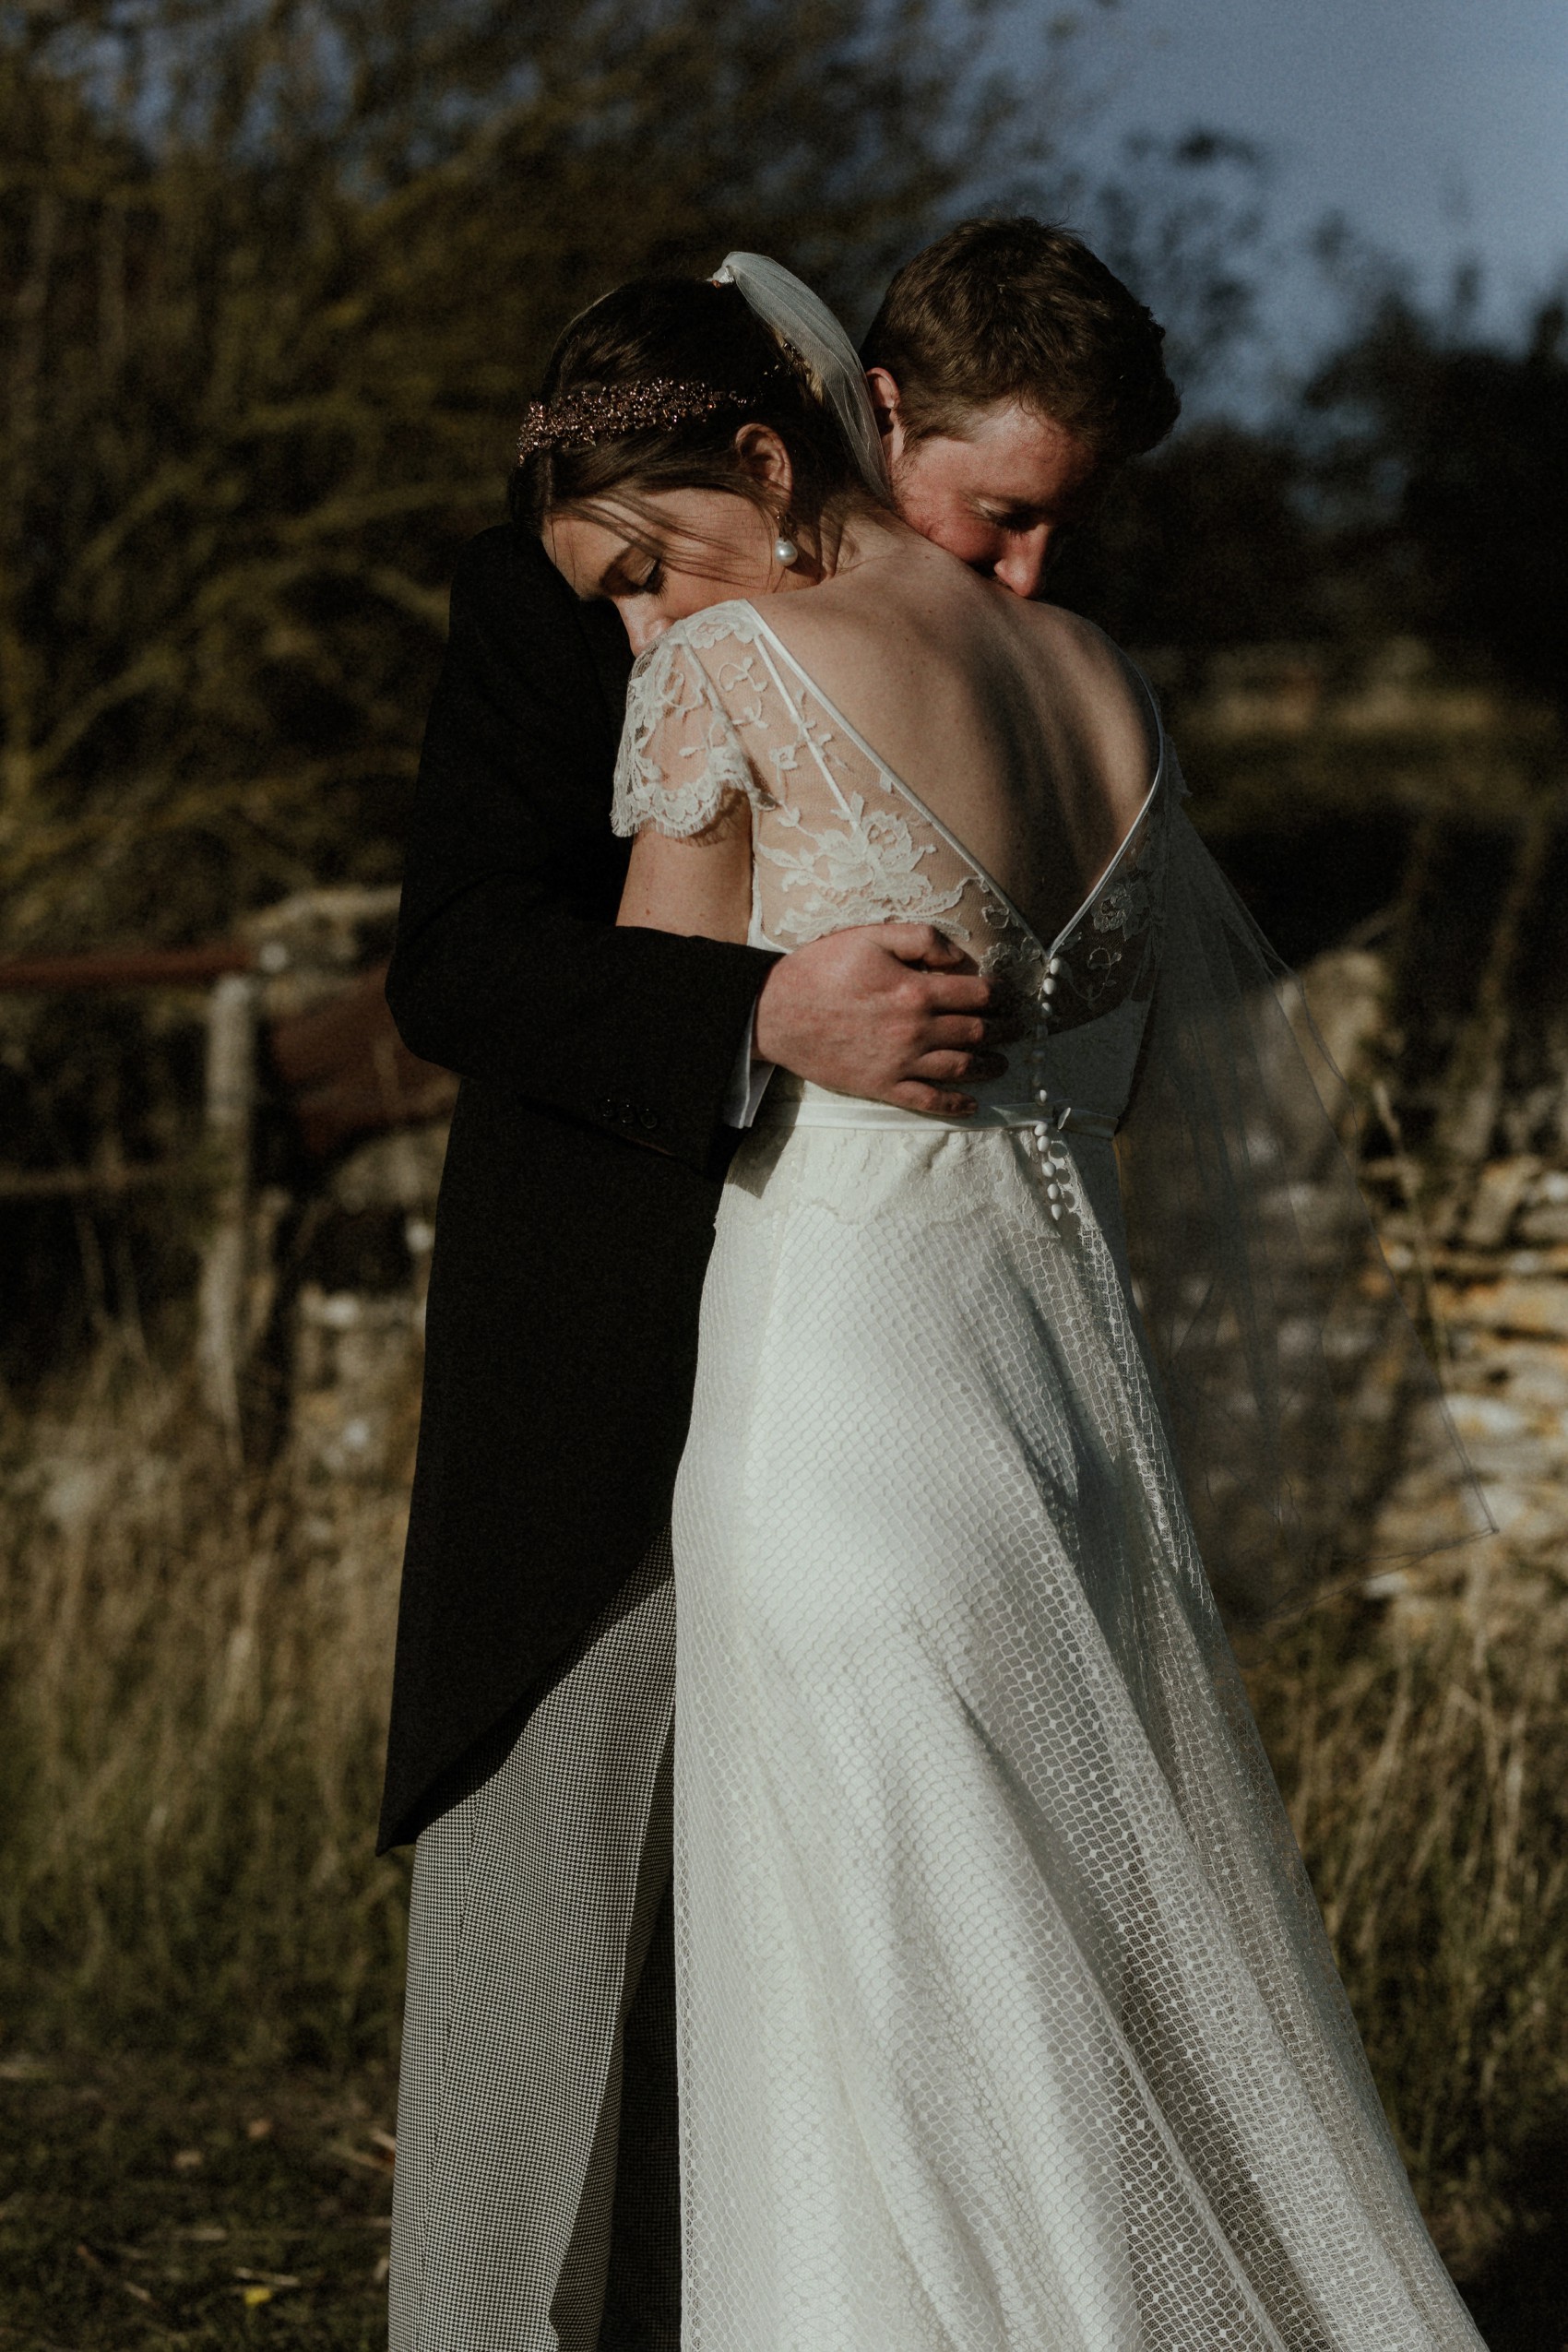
[723,1004,775,1129]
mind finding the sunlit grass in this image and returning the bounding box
[1245,1565,1568,2275]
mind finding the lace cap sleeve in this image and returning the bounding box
[612,620,766,840]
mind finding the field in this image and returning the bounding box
[3,1333,1568,2348]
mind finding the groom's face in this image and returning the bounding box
[869,376,1106,600]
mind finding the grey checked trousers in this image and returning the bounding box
[390,1535,680,2352]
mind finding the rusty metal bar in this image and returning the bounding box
[0,944,254,992]
[0,1160,188,1201]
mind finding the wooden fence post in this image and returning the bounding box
[196,972,258,1445]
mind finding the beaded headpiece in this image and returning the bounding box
[516,369,784,463]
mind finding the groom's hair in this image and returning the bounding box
[861,218,1180,463]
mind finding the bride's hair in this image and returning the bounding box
[512,276,880,542]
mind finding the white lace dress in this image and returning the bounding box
[612,603,1484,2352]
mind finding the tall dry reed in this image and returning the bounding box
[0,1336,411,2068]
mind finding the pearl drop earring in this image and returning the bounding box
[773,529,800,568]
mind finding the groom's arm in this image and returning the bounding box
[386,528,774,1172]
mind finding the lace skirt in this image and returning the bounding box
[669,1105,1482,2352]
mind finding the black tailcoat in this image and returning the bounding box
[378,525,776,1850]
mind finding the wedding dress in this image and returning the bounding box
[612,598,1486,2352]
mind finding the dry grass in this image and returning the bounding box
[2,1338,1566,2306]
[0,1336,411,2071]
[1246,1562,1568,2282]
[0,2055,398,2346]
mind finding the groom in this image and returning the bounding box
[383,217,1176,2352]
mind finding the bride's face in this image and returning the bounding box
[545,425,812,655]
[545,493,786,654]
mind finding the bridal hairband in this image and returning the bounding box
[515,258,795,460]
[515,362,789,462]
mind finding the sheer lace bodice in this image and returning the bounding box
[612,600,1170,1134]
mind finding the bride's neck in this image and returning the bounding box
[807,500,914,585]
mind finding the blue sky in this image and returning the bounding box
[994,0,1568,362]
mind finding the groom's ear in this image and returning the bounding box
[864,368,906,460]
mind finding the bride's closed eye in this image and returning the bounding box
[605,559,662,600]
[591,548,664,601]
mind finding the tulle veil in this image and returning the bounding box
[1118,790,1490,1625]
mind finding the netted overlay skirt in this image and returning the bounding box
[671,1106,1483,2352]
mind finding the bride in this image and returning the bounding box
[527,258,1486,2351]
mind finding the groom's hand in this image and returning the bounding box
[753,924,1009,1119]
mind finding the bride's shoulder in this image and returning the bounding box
[634,600,763,671]
[1015,596,1126,668]
[1004,599,1162,787]
[1017,600,1157,714]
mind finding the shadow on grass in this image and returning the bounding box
[1461,2125,1568,2352]
[0,2053,397,2348]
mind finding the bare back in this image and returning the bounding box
[612,521,1163,985]
[749,529,1159,953]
